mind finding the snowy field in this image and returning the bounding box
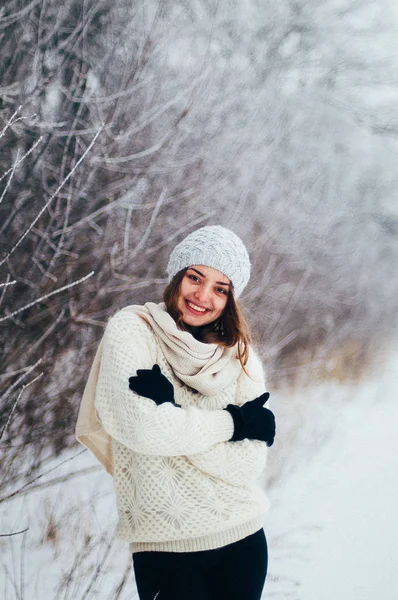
[266,350,398,600]
[1,351,397,599]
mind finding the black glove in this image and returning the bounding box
[224,392,275,446]
[128,364,179,406]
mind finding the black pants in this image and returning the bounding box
[132,528,268,600]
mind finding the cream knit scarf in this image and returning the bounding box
[122,302,241,396]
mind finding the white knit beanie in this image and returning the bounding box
[166,225,251,298]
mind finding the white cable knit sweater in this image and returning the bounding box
[92,306,271,553]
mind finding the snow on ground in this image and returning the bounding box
[1,352,397,599]
[265,350,398,600]
[0,451,129,599]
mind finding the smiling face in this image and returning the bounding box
[176,265,231,327]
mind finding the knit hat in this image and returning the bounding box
[166,225,251,298]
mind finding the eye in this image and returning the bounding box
[187,274,200,282]
[216,287,228,295]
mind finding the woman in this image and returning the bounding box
[76,225,275,600]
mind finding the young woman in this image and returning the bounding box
[76,225,275,600]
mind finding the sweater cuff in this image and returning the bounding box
[213,409,235,443]
[224,404,244,441]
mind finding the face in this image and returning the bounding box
[177,265,230,327]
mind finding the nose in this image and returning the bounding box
[194,283,211,304]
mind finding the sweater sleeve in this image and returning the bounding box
[186,438,268,486]
[186,347,270,486]
[94,310,234,456]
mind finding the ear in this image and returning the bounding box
[152,364,161,374]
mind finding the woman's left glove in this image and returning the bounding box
[128,364,179,406]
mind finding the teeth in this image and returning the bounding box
[187,301,207,312]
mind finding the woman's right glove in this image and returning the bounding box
[224,392,276,446]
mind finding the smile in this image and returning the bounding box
[185,300,210,314]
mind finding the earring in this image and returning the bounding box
[219,319,225,337]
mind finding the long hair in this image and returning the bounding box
[163,268,252,370]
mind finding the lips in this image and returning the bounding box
[185,300,210,316]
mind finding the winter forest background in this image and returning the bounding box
[0,0,397,598]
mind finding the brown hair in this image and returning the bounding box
[163,268,252,370]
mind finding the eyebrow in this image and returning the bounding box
[188,267,231,287]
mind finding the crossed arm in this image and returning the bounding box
[95,310,270,485]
